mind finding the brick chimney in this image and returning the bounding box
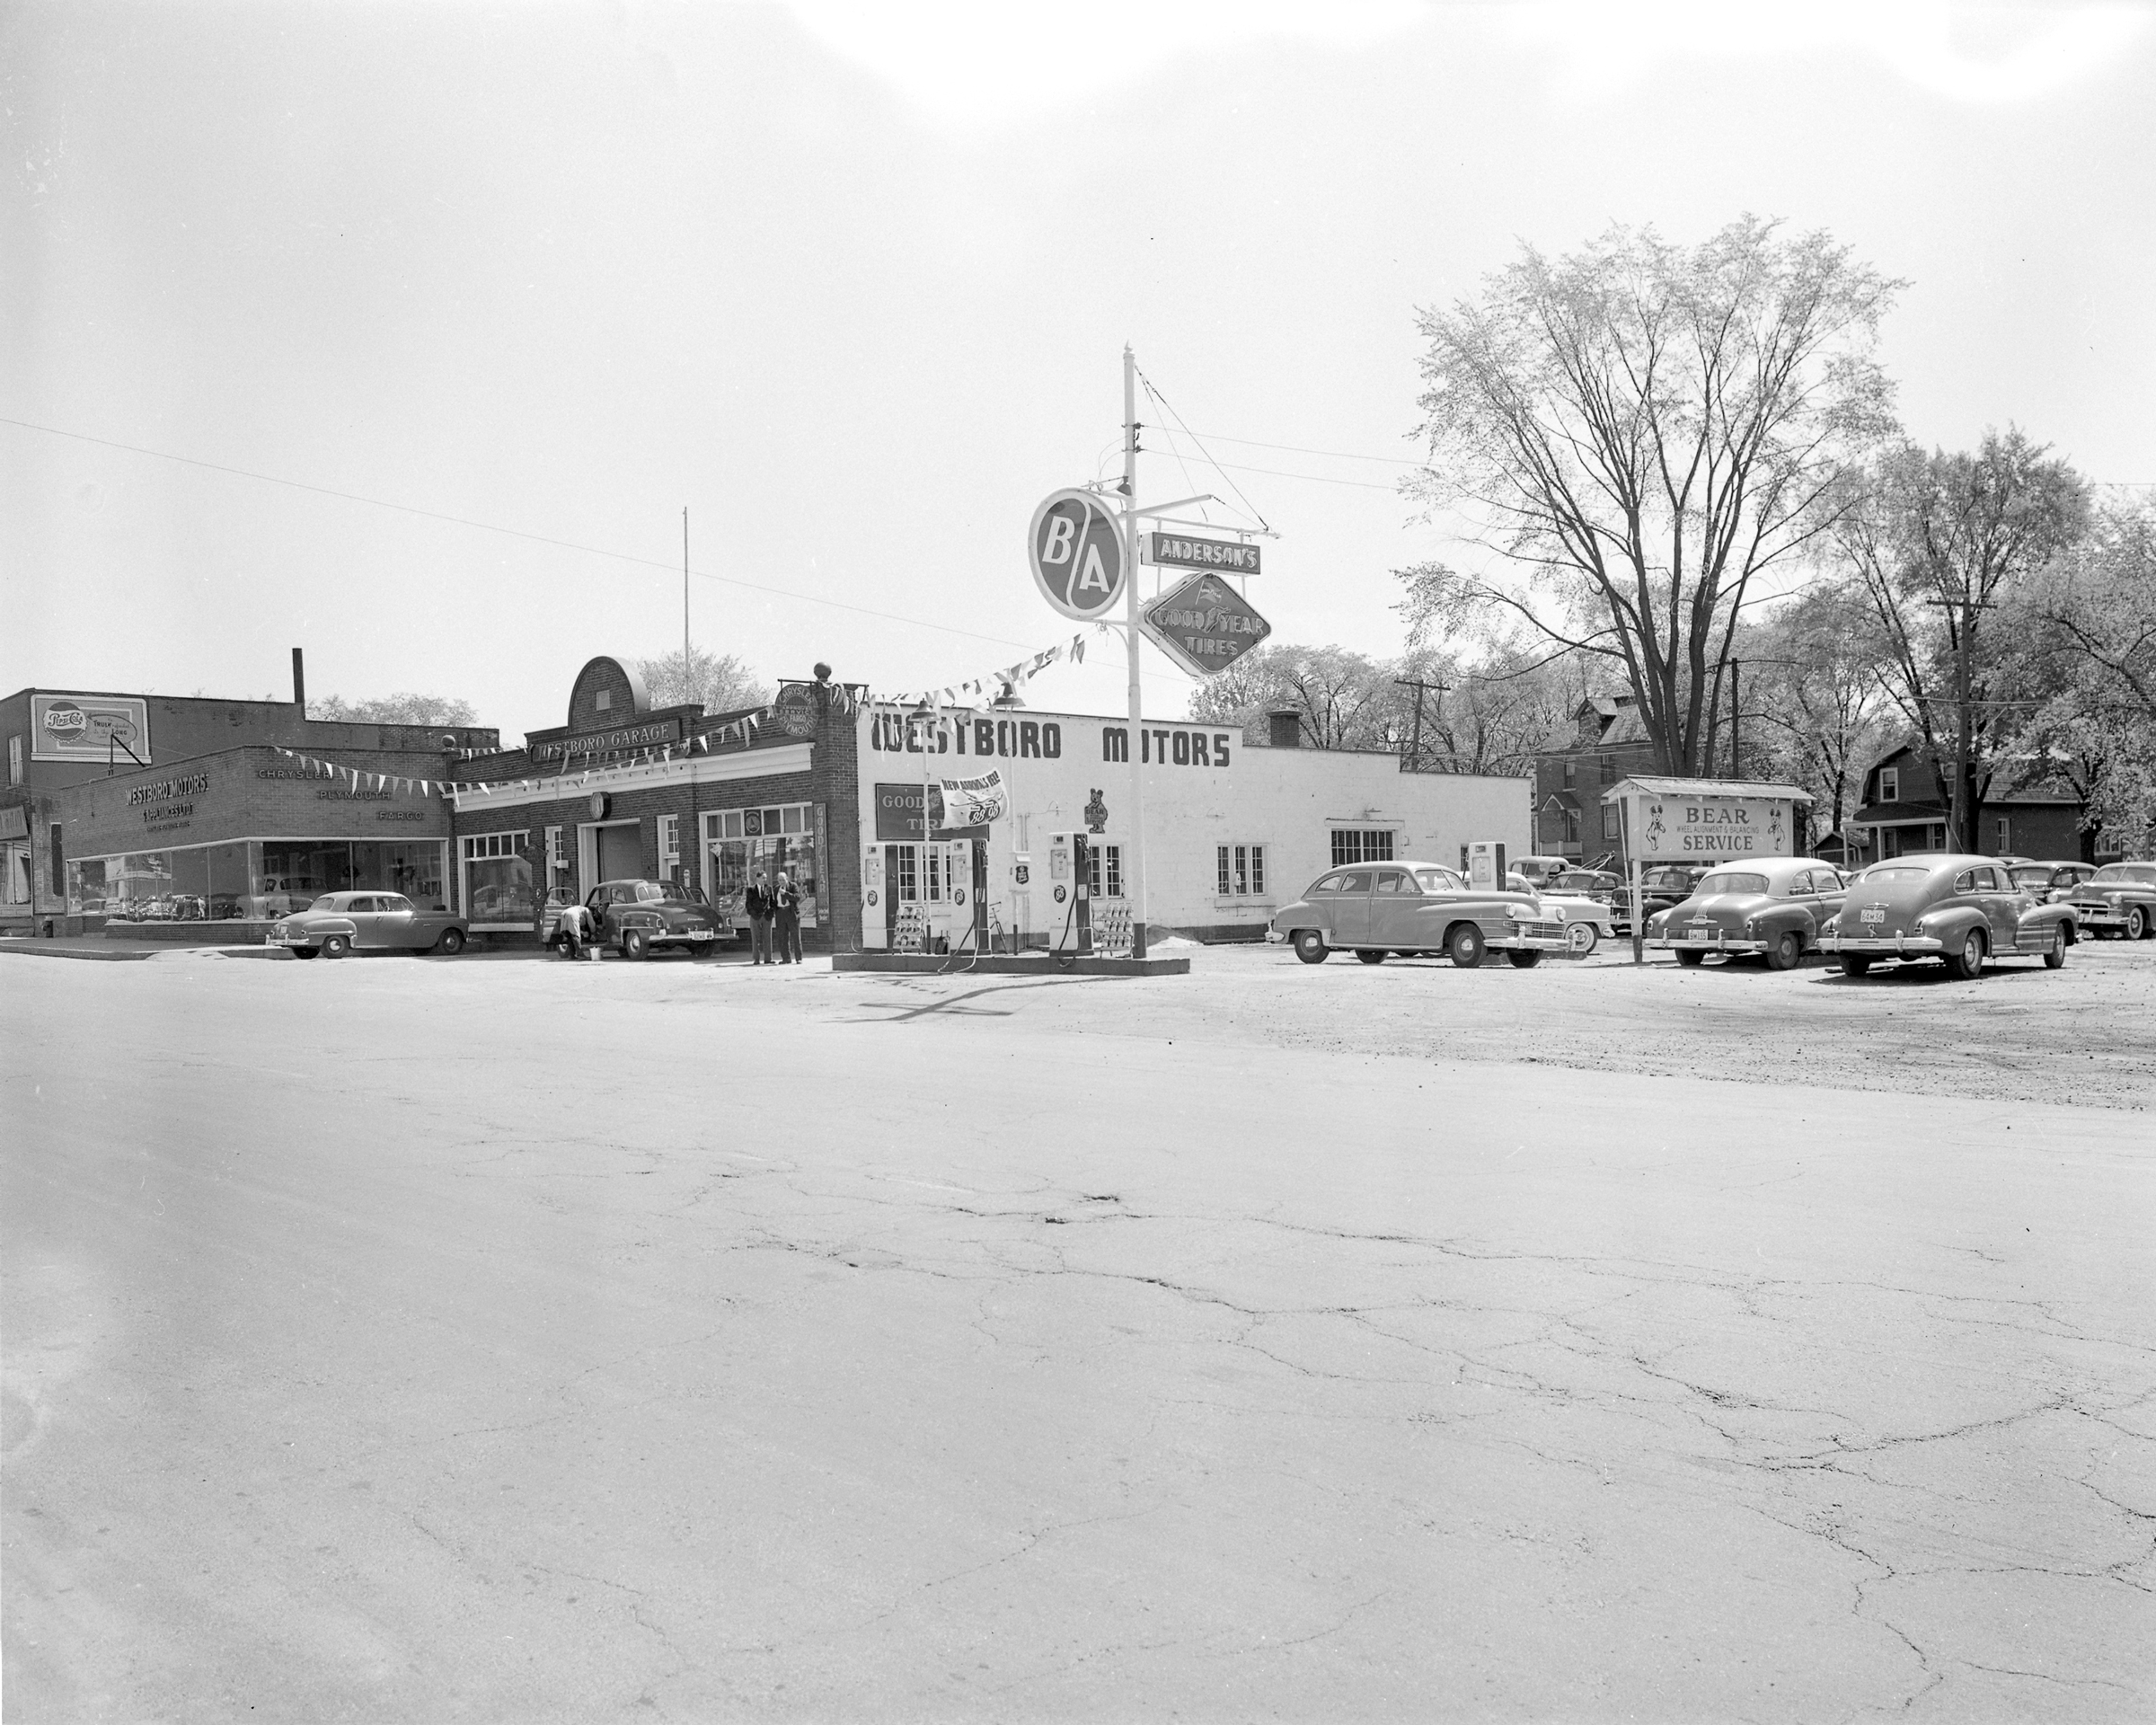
[291,647,306,714]
[1268,709,1303,748]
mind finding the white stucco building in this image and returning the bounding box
[854,703,1532,950]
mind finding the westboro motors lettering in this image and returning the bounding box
[128,774,209,807]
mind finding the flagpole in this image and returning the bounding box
[682,506,692,686]
[1123,344,1147,960]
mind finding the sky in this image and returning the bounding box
[5,1,2154,742]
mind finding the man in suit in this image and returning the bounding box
[746,871,774,965]
[774,871,803,965]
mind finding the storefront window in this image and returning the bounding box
[703,807,818,927]
[462,832,533,924]
[261,840,355,916]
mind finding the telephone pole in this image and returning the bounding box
[1393,677,1447,773]
[682,507,693,686]
[1121,346,1148,960]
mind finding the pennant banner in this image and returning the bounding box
[866,629,1097,713]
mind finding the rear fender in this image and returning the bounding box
[1919,907,1987,946]
[2019,905,2077,943]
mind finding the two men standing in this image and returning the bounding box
[746,870,805,965]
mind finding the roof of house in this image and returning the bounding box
[1605,775,1814,802]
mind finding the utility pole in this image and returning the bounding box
[1393,677,1447,773]
[1122,345,1148,960]
[1728,658,1740,779]
[682,508,693,692]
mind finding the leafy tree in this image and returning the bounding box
[1188,644,1407,750]
[312,693,478,726]
[636,646,770,713]
[1402,216,1902,776]
[1833,429,2090,851]
[1734,581,1895,843]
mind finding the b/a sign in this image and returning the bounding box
[1028,489,1125,622]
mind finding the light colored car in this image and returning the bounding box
[1268,861,1570,969]
[269,891,469,960]
[1818,854,2078,978]
[2009,860,2098,906]
[1643,858,1847,970]
[2064,861,2156,939]
[1508,871,1616,954]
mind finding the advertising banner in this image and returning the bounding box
[1632,794,1793,861]
[935,767,1007,828]
[31,694,151,764]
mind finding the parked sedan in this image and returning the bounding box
[2064,861,2156,940]
[1643,858,1847,970]
[2009,861,2099,904]
[1268,861,1571,969]
[1510,872,1617,954]
[270,891,469,959]
[584,879,728,959]
[1818,854,2077,978]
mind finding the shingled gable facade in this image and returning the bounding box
[446,656,864,951]
[1534,694,1660,869]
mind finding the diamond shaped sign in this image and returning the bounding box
[1141,571,1272,678]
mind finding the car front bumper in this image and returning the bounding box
[1265,928,1286,943]
[1493,923,1570,952]
[2072,908,2129,930]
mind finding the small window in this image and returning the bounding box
[1563,759,1577,786]
[383,896,412,913]
[596,689,612,711]
[1952,870,1975,892]
[1994,816,2011,854]
[1602,803,1620,840]
[6,735,21,784]
[1599,755,1615,783]
[1217,845,1232,897]
[1879,767,1899,802]
[1250,845,1264,897]
[1330,829,1394,866]
[1373,870,1415,894]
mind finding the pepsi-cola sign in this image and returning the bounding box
[1027,489,1125,622]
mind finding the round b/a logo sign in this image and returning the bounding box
[1029,489,1125,622]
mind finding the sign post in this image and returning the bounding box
[1122,348,1148,959]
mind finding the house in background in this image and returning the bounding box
[1844,740,2092,864]
[1533,694,1659,869]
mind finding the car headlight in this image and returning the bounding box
[1504,903,1535,920]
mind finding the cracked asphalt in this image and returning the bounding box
[4,942,2152,1720]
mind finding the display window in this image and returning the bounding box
[461,831,533,924]
[64,838,449,920]
[702,804,817,928]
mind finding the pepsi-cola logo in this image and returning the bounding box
[42,703,89,739]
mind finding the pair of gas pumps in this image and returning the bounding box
[987,830,1096,955]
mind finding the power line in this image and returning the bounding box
[1184,429,1426,468]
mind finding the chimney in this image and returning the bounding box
[291,648,306,714]
[1268,709,1303,748]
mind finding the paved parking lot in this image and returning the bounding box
[4,941,2152,1720]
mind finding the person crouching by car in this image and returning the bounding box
[774,871,803,964]
[746,871,774,965]
[556,898,592,961]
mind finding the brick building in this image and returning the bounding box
[1533,695,1659,870]
[446,655,864,951]
[4,658,498,937]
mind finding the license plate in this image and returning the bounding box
[1861,907,1885,924]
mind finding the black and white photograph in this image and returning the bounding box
[4,2,2153,1718]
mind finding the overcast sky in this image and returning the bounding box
[6,1,2153,740]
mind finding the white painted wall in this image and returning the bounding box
[854,705,1530,946]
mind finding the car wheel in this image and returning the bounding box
[2129,907,2149,941]
[1839,955,1872,978]
[322,934,350,960]
[2043,925,2066,969]
[1446,923,1486,969]
[1766,930,1802,971]
[290,947,319,961]
[1355,949,1386,965]
[1944,928,1986,981]
[1291,929,1328,965]
[435,927,466,955]
[1674,949,1705,968]
[1507,949,1542,969]
[622,928,649,961]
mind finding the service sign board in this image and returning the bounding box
[31,694,151,763]
[1633,794,1794,861]
[1142,532,1260,576]
[1029,489,1125,622]
[1141,573,1272,678]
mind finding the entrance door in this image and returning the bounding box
[597,822,641,883]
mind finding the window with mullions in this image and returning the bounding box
[461,830,532,924]
[1215,843,1268,897]
[1330,829,1393,867]
[892,845,918,901]
[1088,843,1124,898]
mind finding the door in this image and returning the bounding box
[597,822,641,882]
[1330,870,1374,944]
[1368,867,1423,949]
[346,895,385,948]
[374,892,421,949]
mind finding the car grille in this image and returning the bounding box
[1521,920,1565,941]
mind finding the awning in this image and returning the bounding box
[1603,775,1813,803]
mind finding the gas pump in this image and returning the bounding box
[969,839,989,952]
[1047,832,1093,956]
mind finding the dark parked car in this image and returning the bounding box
[1819,854,2078,978]
[1643,858,1848,970]
[579,879,727,960]
[2064,861,2156,940]
[2009,861,2098,904]
[1268,861,1571,969]
[270,892,469,959]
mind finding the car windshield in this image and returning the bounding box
[2091,863,2156,884]
[1646,871,1692,889]
[1414,868,1463,891]
[1697,872,1767,896]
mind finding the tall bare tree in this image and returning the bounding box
[1736,582,1895,842]
[1188,644,1400,750]
[1402,216,1902,775]
[1833,429,2090,850]
[312,693,478,726]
